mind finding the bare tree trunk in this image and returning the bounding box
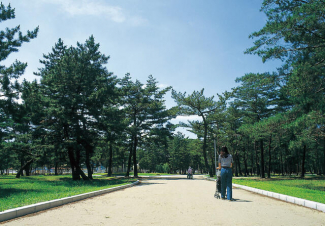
[202,121,213,177]
[280,149,284,176]
[316,146,320,175]
[243,142,248,176]
[301,145,306,178]
[234,151,238,177]
[133,135,138,178]
[85,148,93,180]
[68,147,79,180]
[251,143,254,176]
[244,152,248,177]
[16,159,34,178]
[323,138,325,175]
[267,135,272,178]
[255,141,260,176]
[55,162,59,175]
[260,139,265,178]
[236,151,243,176]
[126,138,133,177]
[108,141,113,177]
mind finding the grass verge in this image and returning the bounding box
[0,174,136,212]
[233,177,325,204]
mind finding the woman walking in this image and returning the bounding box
[217,146,233,201]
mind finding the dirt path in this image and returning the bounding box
[3,176,325,226]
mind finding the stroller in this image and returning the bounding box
[214,169,222,199]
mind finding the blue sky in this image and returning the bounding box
[2,0,281,137]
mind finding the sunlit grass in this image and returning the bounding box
[0,174,136,212]
[233,177,325,204]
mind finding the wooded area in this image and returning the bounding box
[1,0,325,179]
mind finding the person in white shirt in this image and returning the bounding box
[216,146,233,201]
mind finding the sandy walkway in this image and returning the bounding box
[2,176,325,226]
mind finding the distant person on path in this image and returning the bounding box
[217,146,233,201]
[188,166,192,175]
[187,166,193,179]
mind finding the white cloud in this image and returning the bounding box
[41,0,146,25]
[170,115,202,124]
[158,83,169,89]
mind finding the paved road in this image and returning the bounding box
[3,176,325,226]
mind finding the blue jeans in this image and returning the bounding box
[221,168,232,200]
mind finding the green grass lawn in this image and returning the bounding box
[0,174,136,212]
[233,176,325,204]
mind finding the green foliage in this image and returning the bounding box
[121,74,175,177]
[0,2,38,174]
[2,0,325,186]
[35,36,117,180]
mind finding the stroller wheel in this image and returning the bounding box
[214,192,220,199]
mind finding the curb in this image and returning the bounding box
[204,177,325,213]
[0,180,139,223]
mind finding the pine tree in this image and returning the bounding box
[0,3,38,175]
[121,74,173,178]
[37,36,116,180]
[172,89,218,177]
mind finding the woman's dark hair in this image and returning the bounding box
[221,146,229,158]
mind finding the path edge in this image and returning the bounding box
[0,180,139,222]
[204,177,325,213]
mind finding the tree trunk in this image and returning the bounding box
[55,162,58,175]
[202,120,213,177]
[255,141,260,176]
[244,150,248,177]
[108,141,113,177]
[64,124,89,180]
[234,152,238,177]
[85,147,93,180]
[68,147,79,180]
[236,151,242,176]
[301,145,306,178]
[76,165,89,180]
[68,147,80,180]
[267,135,272,178]
[133,135,138,178]
[25,162,31,176]
[260,139,265,178]
[16,159,34,178]
[316,146,320,175]
[323,138,325,175]
[280,149,284,176]
[251,144,254,176]
[67,146,89,180]
[243,143,248,177]
[126,139,133,177]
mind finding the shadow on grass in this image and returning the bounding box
[51,178,134,188]
[0,177,134,189]
[0,188,44,199]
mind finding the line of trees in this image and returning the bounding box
[0,3,205,179]
[171,0,325,178]
[1,0,325,179]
